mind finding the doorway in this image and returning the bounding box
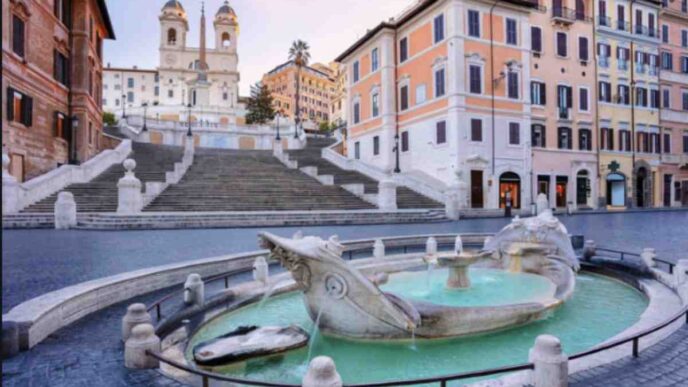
[555,176,568,208]
[636,167,648,207]
[606,173,626,206]
[663,174,672,207]
[576,171,590,206]
[470,170,483,209]
[499,172,521,209]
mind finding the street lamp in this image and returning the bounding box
[121,94,127,118]
[70,115,80,164]
[293,110,300,139]
[275,112,281,140]
[186,103,193,137]
[142,102,148,131]
[393,133,401,173]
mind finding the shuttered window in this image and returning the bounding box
[531,27,542,53]
[6,87,33,126]
[12,15,25,57]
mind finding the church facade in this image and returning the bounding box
[103,1,244,125]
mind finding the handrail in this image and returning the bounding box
[146,243,687,386]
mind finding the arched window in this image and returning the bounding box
[221,32,230,47]
[167,28,177,45]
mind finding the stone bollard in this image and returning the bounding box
[373,239,385,259]
[122,303,152,342]
[302,356,342,387]
[676,259,688,286]
[117,159,143,214]
[2,321,20,359]
[536,193,549,215]
[2,153,21,215]
[426,236,438,256]
[253,256,269,285]
[293,230,304,240]
[54,191,77,229]
[139,130,151,143]
[377,179,397,211]
[124,324,160,369]
[640,248,657,268]
[582,240,596,261]
[183,273,205,307]
[454,236,464,254]
[529,335,568,387]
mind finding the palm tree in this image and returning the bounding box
[288,40,310,137]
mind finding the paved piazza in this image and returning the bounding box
[2,211,687,386]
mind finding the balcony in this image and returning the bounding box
[558,106,572,120]
[552,7,591,23]
[599,57,609,68]
[617,20,630,32]
[634,25,660,39]
[635,63,646,74]
[598,15,611,27]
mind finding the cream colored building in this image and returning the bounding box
[103,1,244,124]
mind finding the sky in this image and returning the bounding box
[103,0,411,95]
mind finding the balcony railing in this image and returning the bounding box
[599,57,610,68]
[618,60,629,71]
[634,25,660,39]
[598,15,611,27]
[636,63,646,73]
[617,20,630,32]
[552,7,591,22]
[558,106,571,120]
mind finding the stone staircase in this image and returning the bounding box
[143,148,376,212]
[21,143,184,213]
[287,137,442,209]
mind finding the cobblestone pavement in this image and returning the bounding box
[2,211,687,386]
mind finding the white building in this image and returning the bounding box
[103,1,243,124]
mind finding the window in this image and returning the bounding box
[353,61,359,83]
[508,123,520,145]
[557,85,572,117]
[471,119,483,142]
[685,135,688,153]
[434,14,445,43]
[155,86,160,97]
[54,50,69,86]
[415,84,427,104]
[556,32,567,57]
[54,112,67,139]
[400,85,409,111]
[469,65,482,94]
[649,14,656,37]
[599,0,607,19]
[372,92,379,117]
[468,10,480,37]
[532,124,545,147]
[222,92,228,101]
[6,88,33,126]
[128,78,134,88]
[12,15,25,57]
[127,92,134,102]
[531,27,542,53]
[683,30,688,47]
[662,25,669,43]
[661,52,673,71]
[399,38,408,62]
[434,68,445,97]
[578,37,589,61]
[662,89,670,108]
[354,141,360,159]
[506,18,517,45]
[115,99,120,106]
[636,88,648,107]
[601,128,614,150]
[353,101,360,123]
[558,127,572,149]
[620,129,631,151]
[579,88,589,111]
[167,28,177,45]
[373,136,380,155]
[436,121,446,144]
[168,89,174,98]
[598,43,611,67]
[531,81,546,105]
[599,81,611,103]
[54,0,71,26]
[579,129,592,150]
[507,71,519,99]
[618,84,630,105]
[650,89,659,108]
[401,131,409,152]
[371,48,379,72]
[681,56,688,73]
[682,91,688,111]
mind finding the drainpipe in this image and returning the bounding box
[630,0,636,207]
[591,0,601,203]
[489,0,499,177]
[393,27,401,173]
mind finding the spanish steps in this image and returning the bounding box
[22,142,184,213]
[286,137,442,209]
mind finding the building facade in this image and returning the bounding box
[530,0,598,210]
[337,0,539,210]
[102,1,242,124]
[329,61,348,126]
[659,0,688,206]
[2,0,115,181]
[262,61,336,126]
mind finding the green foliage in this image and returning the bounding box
[318,121,331,133]
[102,111,117,126]
[245,83,276,125]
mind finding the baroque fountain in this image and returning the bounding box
[152,207,651,385]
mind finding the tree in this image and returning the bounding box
[245,83,276,125]
[102,111,117,126]
[318,121,331,133]
[288,40,311,131]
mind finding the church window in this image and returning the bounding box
[168,89,173,98]
[167,28,177,45]
[222,32,230,47]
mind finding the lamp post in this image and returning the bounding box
[142,102,148,131]
[70,115,80,164]
[275,112,281,140]
[393,133,401,173]
[186,103,192,137]
[122,94,127,118]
